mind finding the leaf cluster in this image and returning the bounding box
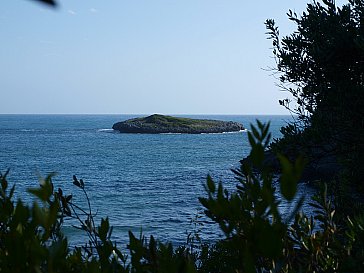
[266,0,364,188]
[198,122,364,272]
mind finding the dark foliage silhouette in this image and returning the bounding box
[266,0,364,188]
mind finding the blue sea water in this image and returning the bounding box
[0,114,310,247]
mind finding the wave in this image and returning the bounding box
[20,129,49,132]
[201,129,248,135]
[97,129,116,133]
[160,129,248,135]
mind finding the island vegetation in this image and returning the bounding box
[2,0,364,272]
[112,114,244,134]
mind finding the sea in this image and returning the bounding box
[0,114,313,248]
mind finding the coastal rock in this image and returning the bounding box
[112,114,244,134]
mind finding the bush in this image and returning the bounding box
[198,122,364,272]
[1,121,364,272]
[266,0,364,187]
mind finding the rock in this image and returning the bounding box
[112,114,244,134]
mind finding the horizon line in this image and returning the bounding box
[0,112,293,116]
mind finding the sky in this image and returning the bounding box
[0,0,312,115]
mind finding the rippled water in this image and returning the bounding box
[0,114,313,246]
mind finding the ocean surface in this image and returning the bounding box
[0,114,313,247]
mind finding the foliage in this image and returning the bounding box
[0,170,197,273]
[266,0,364,123]
[265,0,364,186]
[198,122,364,272]
[0,171,70,273]
[5,0,364,271]
[2,121,364,272]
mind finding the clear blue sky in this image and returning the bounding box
[0,0,311,114]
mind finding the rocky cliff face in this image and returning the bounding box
[112,114,244,134]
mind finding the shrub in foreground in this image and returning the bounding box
[1,122,364,272]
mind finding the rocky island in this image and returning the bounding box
[112,114,244,134]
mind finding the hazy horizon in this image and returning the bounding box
[1,0,310,115]
[0,112,295,116]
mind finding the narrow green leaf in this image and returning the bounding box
[251,125,260,140]
[206,175,216,193]
[278,154,296,201]
[248,132,256,147]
